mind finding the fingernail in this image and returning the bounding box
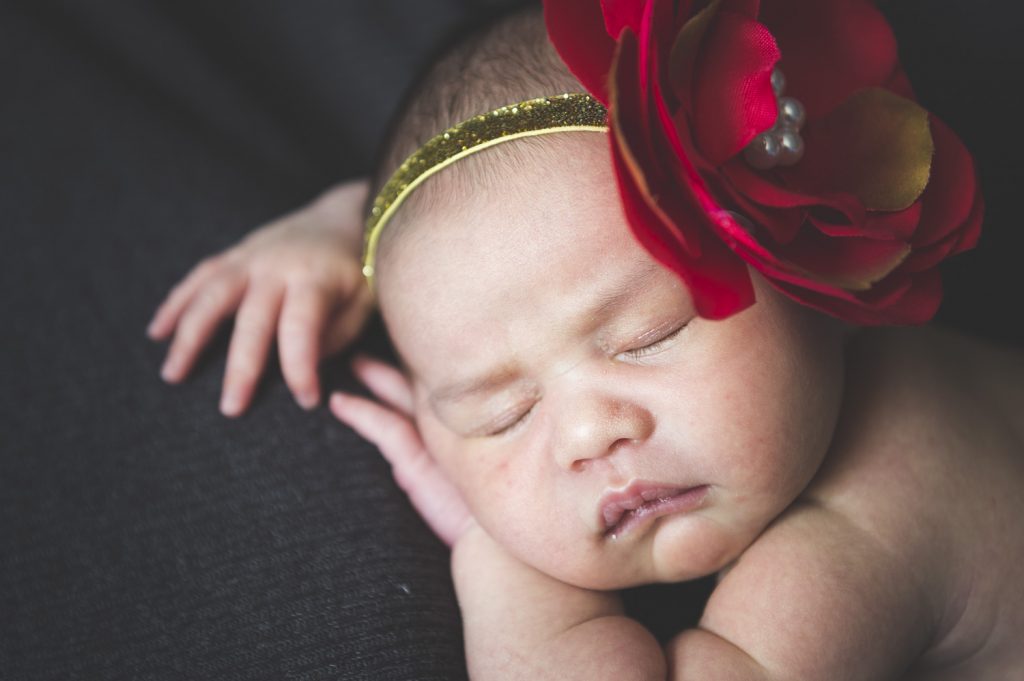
[297,391,319,410]
[220,391,242,417]
[161,360,179,382]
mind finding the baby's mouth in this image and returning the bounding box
[599,483,709,539]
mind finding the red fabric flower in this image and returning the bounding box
[544,0,983,324]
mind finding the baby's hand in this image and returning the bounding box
[329,357,473,547]
[147,180,374,416]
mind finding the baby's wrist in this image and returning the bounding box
[311,179,370,247]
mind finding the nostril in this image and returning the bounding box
[568,457,589,474]
[610,436,640,455]
[567,437,635,473]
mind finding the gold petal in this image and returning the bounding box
[667,0,720,102]
[791,88,934,211]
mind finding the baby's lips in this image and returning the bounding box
[598,481,698,535]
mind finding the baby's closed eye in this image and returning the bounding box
[481,402,537,438]
[615,320,689,362]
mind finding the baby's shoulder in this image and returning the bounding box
[798,326,1024,674]
[812,326,1024,564]
[817,326,1023,502]
[845,326,1023,441]
[703,499,934,678]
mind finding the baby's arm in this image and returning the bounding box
[453,525,665,680]
[331,358,666,680]
[148,180,373,416]
[666,505,933,681]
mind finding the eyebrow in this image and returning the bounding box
[430,365,521,407]
[429,259,663,407]
[584,259,662,326]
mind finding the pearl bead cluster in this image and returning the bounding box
[743,68,806,170]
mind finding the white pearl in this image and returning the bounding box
[778,130,805,166]
[771,68,786,96]
[778,97,806,131]
[744,133,781,170]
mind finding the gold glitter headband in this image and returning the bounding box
[362,93,608,282]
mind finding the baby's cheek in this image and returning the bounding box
[464,459,571,567]
[429,439,519,520]
[428,431,601,584]
[469,457,534,528]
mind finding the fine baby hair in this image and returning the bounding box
[366,6,584,280]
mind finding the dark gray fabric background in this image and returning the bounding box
[1,1,1020,680]
[0,2,514,679]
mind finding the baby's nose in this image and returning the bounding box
[553,392,654,473]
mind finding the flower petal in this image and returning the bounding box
[912,116,982,248]
[759,0,899,118]
[610,26,699,254]
[841,203,921,242]
[780,88,934,212]
[904,190,983,273]
[543,0,618,104]
[722,157,865,234]
[609,22,754,317]
[765,224,911,291]
[668,0,720,109]
[600,0,648,37]
[688,9,780,164]
[769,268,942,325]
[611,138,755,318]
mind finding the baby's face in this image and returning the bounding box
[378,136,846,590]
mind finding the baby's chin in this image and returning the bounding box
[522,515,750,592]
[645,515,748,583]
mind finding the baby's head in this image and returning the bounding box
[368,7,847,589]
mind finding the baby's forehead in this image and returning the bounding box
[379,236,691,391]
[374,131,611,284]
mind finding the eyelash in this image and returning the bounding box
[486,404,535,438]
[620,322,687,360]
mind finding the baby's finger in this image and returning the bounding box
[147,257,222,340]
[330,392,425,469]
[350,355,415,416]
[219,281,285,417]
[278,282,329,409]
[330,392,468,546]
[161,274,247,383]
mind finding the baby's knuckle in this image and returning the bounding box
[173,321,201,347]
[194,255,223,275]
[237,315,273,338]
[194,284,233,311]
[278,319,309,341]
[248,256,284,279]
[279,263,314,286]
[228,355,261,379]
